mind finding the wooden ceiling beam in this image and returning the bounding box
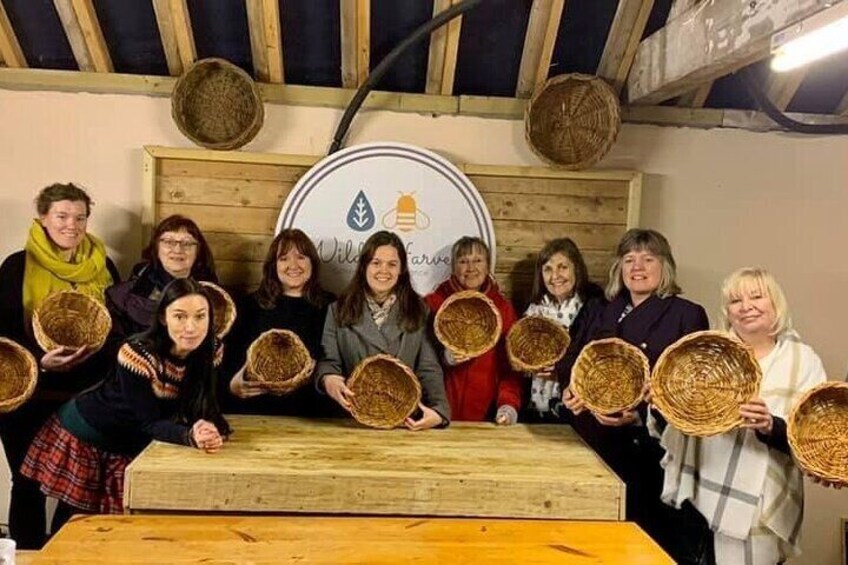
[596,0,655,95]
[340,0,369,88]
[0,2,27,67]
[515,0,565,98]
[53,0,114,72]
[676,82,712,108]
[627,0,830,105]
[764,67,808,111]
[837,89,848,116]
[152,0,195,75]
[246,0,284,83]
[426,0,463,96]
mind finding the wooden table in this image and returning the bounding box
[23,515,672,564]
[124,416,624,519]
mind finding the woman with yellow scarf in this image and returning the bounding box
[0,183,119,549]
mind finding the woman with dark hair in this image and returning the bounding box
[105,214,217,342]
[424,236,522,425]
[226,229,334,415]
[522,238,605,422]
[558,228,710,564]
[0,182,120,548]
[316,230,450,430]
[21,278,229,534]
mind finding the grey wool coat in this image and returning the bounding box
[316,301,451,423]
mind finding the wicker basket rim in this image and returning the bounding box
[433,290,503,358]
[199,281,237,338]
[0,337,38,412]
[32,290,111,352]
[246,328,313,384]
[570,336,649,414]
[506,315,571,372]
[787,381,848,485]
[347,353,422,429]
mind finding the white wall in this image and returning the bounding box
[0,88,846,563]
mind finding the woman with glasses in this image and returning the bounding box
[424,237,523,425]
[105,215,217,343]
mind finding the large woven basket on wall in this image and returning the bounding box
[434,291,502,359]
[171,57,264,150]
[32,291,111,353]
[347,354,422,429]
[246,329,315,395]
[570,338,648,415]
[652,331,762,437]
[506,316,571,373]
[788,382,848,487]
[0,337,38,414]
[525,73,621,170]
[199,281,237,339]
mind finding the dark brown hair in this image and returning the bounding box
[529,237,590,304]
[255,229,328,309]
[141,215,216,280]
[36,183,93,217]
[335,230,426,332]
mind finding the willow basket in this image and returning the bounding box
[0,337,38,414]
[246,329,315,395]
[652,331,761,437]
[171,57,264,150]
[571,338,648,415]
[347,354,422,429]
[525,73,621,170]
[506,316,571,373]
[788,381,848,487]
[434,291,502,359]
[32,291,111,353]
[199,281,237,339]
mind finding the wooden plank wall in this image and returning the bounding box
[145,147,640,308]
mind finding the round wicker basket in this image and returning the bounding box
[171,57,264,150]
[245,329,315,395]
[0,337,38,414]
[347,354,422,429]
[570,338,649,415]
[652,331,762,437]
[525,73,621,170]
[199,281,237,339]
[506,316,571,373]
[788,381,848,487]
[433,290,502,359]
[32,291,111,353]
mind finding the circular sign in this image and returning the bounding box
[277,142,496,295]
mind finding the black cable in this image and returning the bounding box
[328,0,486,154]
[739,66,848,135]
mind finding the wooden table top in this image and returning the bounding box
[124,415,624,520]
[23,515,672,564]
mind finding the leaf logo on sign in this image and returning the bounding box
[346,190,375,232]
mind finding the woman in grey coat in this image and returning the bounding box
[316,230,450,430]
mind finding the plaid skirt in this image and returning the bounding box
[20,415,132,514]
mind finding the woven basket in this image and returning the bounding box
[32,291,111,353]
[199,281,237,339]
[433,291,502,359]
[347,354,422,429]
[0,338,38,414]
[506,316,571,373]
[570,338,649,415]
[788,381,848,487]
[171,57,264,150]
[652,331,762,437]
[245,329,315,395]
[525,73,621,170]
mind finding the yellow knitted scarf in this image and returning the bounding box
[23,220,113,321]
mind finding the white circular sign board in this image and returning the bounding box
[277,142,496,295]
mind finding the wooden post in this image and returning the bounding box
[596,0,655,95]
[0,2,26,68]
[515,0,565,98]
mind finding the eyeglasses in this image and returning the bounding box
[159,238,198,251]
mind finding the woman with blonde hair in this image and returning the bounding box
[656,267,827,564]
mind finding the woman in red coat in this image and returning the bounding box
[425,237,523,424]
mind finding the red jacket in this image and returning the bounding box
[425,277,523,421]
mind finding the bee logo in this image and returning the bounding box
[382,192,430,232]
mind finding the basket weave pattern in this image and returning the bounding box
[199,281,237,339]
[652,331,762,437]
[32,291,111,353]
[0,337,38,414]
[788,382,848,487]
[171,58,264,150]
[571,338,648,415]
[506,316,571,373]
[347,354,422,429]
[525,73,621,170]
[434,291,503,359]
[246,329,315,395]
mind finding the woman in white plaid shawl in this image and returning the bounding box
[652,268,827,565]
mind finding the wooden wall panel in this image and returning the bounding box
[145,147,639,307]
